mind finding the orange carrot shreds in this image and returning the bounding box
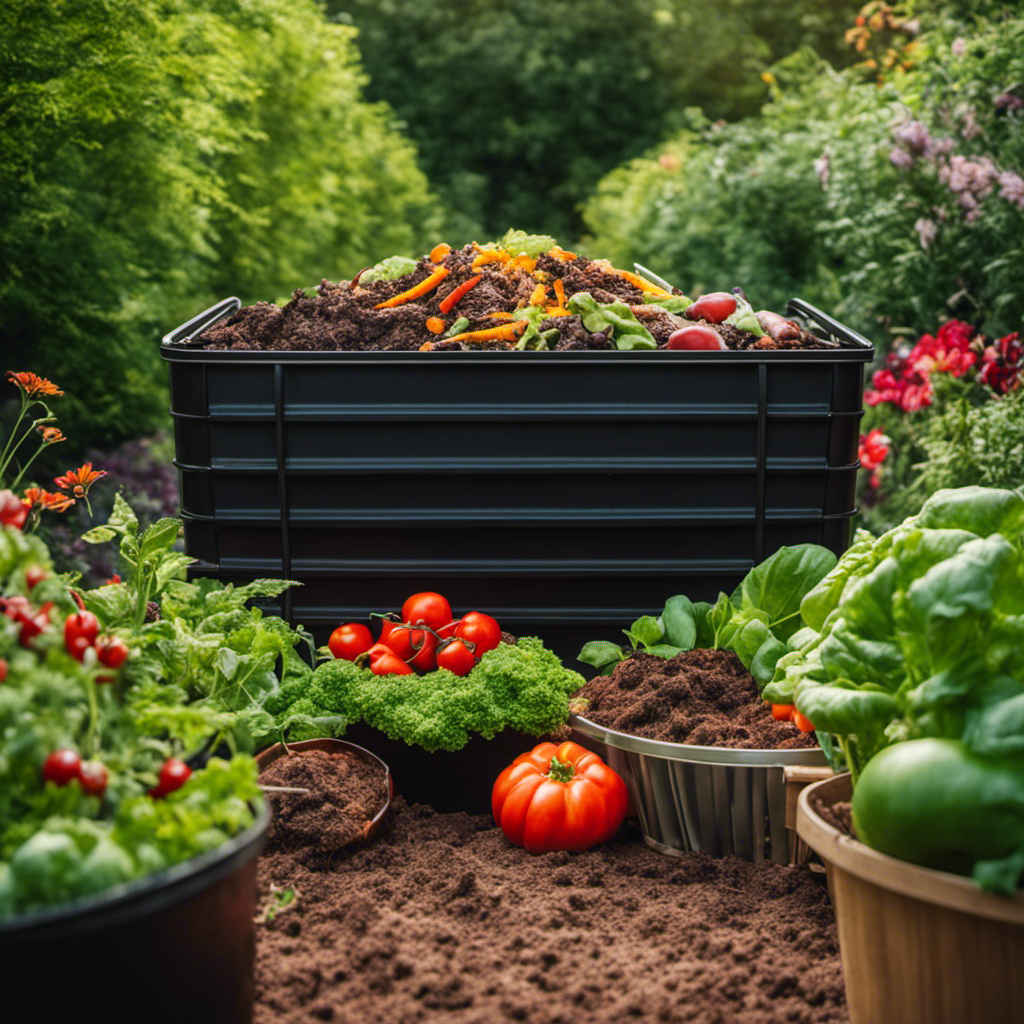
[374,266,450,309]
[508,254,538,273]
[471,250,511,269]
[548,246,578,260]
[438,274,482,314]
[429,242,452,263]
[486,311,515,320]
[615,268,671,297]
[544,307,572,317]
[421,320,530,350]
[529,283,549,307]
[553,278,566,307]
[425,317,445,334]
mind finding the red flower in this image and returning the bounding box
[0,490,29,530]
[37,426,66,446]
[22,488,75,513]
[6,372,64,397]
[858,429,891,489]
[978,332,1022,395]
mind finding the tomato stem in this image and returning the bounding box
[546,755,575,783]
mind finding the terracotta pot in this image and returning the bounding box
[796,772,1024,1024]
[255,738,393,840]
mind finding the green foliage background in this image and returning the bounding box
[0,0,437,455]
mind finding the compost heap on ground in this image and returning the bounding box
[255,799,847,1024]
[199,232,840,353]
[575,649,819,749]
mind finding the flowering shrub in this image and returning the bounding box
[0,371,106,533]
[857,318,1024,530]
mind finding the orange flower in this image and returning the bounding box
[37,426,66,445]
[6,371,64,397]
[22,487,75,513]
[54,462,107,498]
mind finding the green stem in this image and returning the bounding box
[546,755,575,783]
[0,393,29,481]
[8,437,49,492]
[85,677,100,759]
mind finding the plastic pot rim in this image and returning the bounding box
[795,772,1024,926]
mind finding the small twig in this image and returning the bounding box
[260,784,310,794]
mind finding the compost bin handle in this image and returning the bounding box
[161,297,242,347]
[785,298,873,351]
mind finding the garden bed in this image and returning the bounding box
[254,799,847,1024]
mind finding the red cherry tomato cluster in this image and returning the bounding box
[41,749,109,797]
[1,595,54,647]
[328,591,503,677]
[64,609,129,680]
[769,703,816,733]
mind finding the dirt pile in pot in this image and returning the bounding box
[260,748,389,867]
[254,799,846,1023]
[575,649,818,749]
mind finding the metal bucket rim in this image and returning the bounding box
[570,712,828,767]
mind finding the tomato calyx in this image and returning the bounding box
[545,754,575,783]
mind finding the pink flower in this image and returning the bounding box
[914,217,937,249]
[997,170,1024,207]
[951,38,967,57]
[893,120,931,154]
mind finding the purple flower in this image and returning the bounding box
[998,170,1024,206]
[892,120,930,155]
[995,93,1024,112]
[889,147,915,170]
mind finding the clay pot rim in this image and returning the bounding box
[570,712,829,767]
[255,737,394,841]
[796,772,1024,925]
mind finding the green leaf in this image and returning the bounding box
[139,518,181,560]
[730,543,837,641]
[661,595,697,650]
[794,679,899,741]
[565,292,656,349]
[578,641,625,672]
[916,486,1024,539]
[80,526,117,545]
[625,615,664,649]
[691,601,715,648]
[641,644,685,659]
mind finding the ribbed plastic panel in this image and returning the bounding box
[161,298,872,664]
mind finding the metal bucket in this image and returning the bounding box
[570,713,828,864]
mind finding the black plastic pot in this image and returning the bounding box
[0,803,269,1024]
[161,298,872,664]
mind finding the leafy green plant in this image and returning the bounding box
[578,544,837,689]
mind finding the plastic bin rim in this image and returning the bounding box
[570,712,830,767]
[0,800,270,940]
[160,296,873,361]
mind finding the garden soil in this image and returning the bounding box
[254,799,848,1024]
[575,649,818,749]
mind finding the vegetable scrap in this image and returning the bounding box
[198,229,843,353]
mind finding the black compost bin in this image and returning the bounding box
[0,803,269,1024]
[161,298,872,665]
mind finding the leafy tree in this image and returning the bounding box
[329,0,862,243]
[0,0,436,458]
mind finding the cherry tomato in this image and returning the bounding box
[67,635,92,662]
[328,622,374,661]
[792,710,816,733]
[401,592,452,631]
[96,635,129,669]
[24,566,48,590]
[150,758,192,799]
[0,490,28,530]
[19,602,53,647]
[771,703,794,722]
[65,610,99,655]
[365,642,414,676]
[665,326,727,350]
[436,638,477,676]
[686,291,737,324]
[0,658,6,683]
[42,749,82,787]
[78,760,109,797]
[436,621,459,641]
[379,621,438,672]
[455,611,502,656]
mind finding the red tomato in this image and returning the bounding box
[78,760,109,797]
[150,758,192,799]
[328,622,374,661]
[64,610,99,655]
[96,635,129,669]
[19,602,53,647]
[24,566,47,590]
[400,592,452,631]
[793,710,816,733]
[365,643,414,676]
[686,291,737,324]
[0,658,6,683]
[436,621,458,640]
[436,638,476,676]
[665,325,727,350]
[0,490,28,530]
[455,611,502,656]
[492,741,629,854]
[42,749,82,787]
[771,703,794,721]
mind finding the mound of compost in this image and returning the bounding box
[260,748,390,867]
[254,799,846,1024]
[575,649,818,749]
[197,243,836,353]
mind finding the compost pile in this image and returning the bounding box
[260,749,389,866]
[575,649,818,749]
[255,800,847,1024]
[199,235,837,353]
